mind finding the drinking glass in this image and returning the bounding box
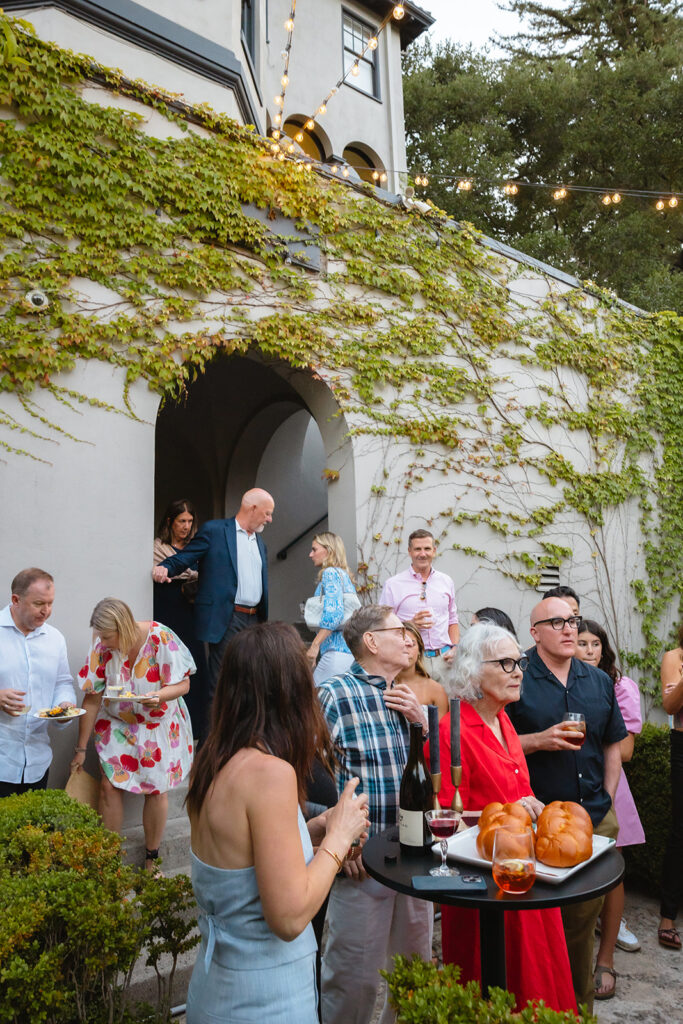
[14,703,31,715]
[425,808,460,876]
[492,827,536,893]
[562,712,586,747]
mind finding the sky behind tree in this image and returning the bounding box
[421,0,567,51]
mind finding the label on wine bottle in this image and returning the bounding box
[399,808,424,847]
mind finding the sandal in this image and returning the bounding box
[145,847,163,878]
[594,964,617,1000]
[658,926,682,950]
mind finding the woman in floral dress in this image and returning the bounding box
[71,597,195,871]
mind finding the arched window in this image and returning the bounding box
[283,118,326,162]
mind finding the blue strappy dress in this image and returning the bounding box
[186,808,319,1023]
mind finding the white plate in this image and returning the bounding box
[34,708,86,722]
[436,824,616,885]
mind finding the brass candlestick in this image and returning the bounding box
[451,764,463,815]
[430,771,442,810]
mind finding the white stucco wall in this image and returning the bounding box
[0,360,160,788]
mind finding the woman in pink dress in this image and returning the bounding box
[428,622,577,1015]
[577,619,645,998]
[71,597,195,871]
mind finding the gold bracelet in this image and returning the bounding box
[320,846,343,872]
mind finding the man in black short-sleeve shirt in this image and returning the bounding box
[507,597,627,1013]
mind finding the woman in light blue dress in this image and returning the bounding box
[306,532,359,685]
[185,622,368,1024]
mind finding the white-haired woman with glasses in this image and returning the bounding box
[427,622,577,1014]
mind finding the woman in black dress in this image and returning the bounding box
[153,499,209,743]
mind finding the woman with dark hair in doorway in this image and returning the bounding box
[185,622,368,1024]
[153,498,209,743]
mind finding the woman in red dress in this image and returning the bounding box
[431,622,577,1015]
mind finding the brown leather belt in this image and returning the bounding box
[234,604,257,615]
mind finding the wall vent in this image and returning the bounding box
[535,562,561,594]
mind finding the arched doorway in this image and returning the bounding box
[154,352,356,621]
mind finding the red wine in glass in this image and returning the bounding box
[425,810,460,876]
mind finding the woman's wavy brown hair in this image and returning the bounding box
[186,622,334,817]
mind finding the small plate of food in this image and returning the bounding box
[34,706,85,722]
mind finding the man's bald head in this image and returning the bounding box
[237,489,275,534]
[529,597,580,662]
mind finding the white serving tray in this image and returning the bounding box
[435,824,616,885]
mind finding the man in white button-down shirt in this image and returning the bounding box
[0,568,76,797]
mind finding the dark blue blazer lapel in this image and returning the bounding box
[225,517,238,583]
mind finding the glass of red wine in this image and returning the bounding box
[562,712,586,747]
[425,809,460,876]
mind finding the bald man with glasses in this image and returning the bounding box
[507,597,627,1013]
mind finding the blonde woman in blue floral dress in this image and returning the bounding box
[306,532,358,685]
[71,597,194,871]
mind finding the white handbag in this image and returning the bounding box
[304,572,360,630]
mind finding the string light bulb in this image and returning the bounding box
[287,142,295,153]
[457,179,473,191]
[601,194,612,205]
[318,104,327,115]
[612,193,622,204]
[503,182,519,196]
[372,170,380,180]
[273,113,282,125]
[295,131,304,142]
[274,94,284,107]
[656,199,665,210]
[669,196,679,207]
[330,165,338,174]
[379,172,387,183]
[304,162,312,171]
[351,62,360,76]
[553,187,568,200]
[342,166,350,177]
[393,4,405,18]
[278,152,286,161]
[305,119,315,131]
[368,36,378,49]
[281,74,289,87]
[271,130,281,140]
[270,143,280,154]
[284,16,295,31]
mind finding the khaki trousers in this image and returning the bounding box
[321,875,432,1024]
[560,805,619,1015]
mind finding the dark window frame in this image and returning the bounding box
[341,8,381,102]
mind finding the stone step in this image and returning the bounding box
[122,814,191,872]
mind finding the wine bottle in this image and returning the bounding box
[399,721,434,855]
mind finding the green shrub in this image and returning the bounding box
[0,790,198,1024]
[381,956,596,1023]
[623,721,670,891]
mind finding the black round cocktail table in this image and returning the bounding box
[362,827,624,997]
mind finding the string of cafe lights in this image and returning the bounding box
[263,7,679,212]
[270,2,408,170]
[405,173,681,212]
[269,0,296,142]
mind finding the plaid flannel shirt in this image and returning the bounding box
[317,661,411,837]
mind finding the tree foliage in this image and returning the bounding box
[403,1,683,312]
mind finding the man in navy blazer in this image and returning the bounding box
[152,488,274,693]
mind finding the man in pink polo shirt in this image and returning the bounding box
[380,529,460,684]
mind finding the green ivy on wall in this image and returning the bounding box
[0,16,682,695]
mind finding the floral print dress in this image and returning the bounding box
[78,622,195,795]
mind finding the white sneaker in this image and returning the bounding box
[616,918,641,951]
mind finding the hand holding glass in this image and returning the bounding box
[425,809,460,876]
[561,712,586,747]
[492,827,536,893]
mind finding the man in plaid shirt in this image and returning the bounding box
[318,604,433,1024]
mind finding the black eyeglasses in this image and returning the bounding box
[532,615,582,631]
[369,626,407,641]
[482,656,528,673]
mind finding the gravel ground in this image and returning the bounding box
[174,888,680,1022]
